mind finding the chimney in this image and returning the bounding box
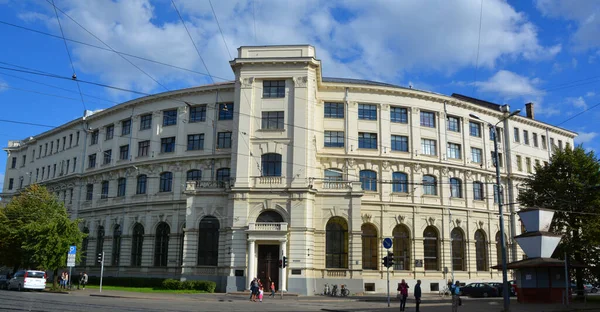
[525,102,535,119]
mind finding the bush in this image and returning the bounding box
[87,276,165,288]
[193,280,216,293]
[162,279,182,290]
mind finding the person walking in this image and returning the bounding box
[452,280,461,312]
[414,280,422,312]
[77,272,83,290]
[270,281,276,298]
[82,272,88,290]
[397,279,409,311]
[258,286,264,302]
[249,278,257,302]
[64,271,69,290]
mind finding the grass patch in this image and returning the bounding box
[84,285,208,294]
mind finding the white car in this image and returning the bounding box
[7,270,46,291]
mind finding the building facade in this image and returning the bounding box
[1,45,576,295]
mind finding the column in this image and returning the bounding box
[280,239,287,291]
[247,239,256,290]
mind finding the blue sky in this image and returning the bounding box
[1,0,599,189]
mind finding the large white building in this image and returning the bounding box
[2,45,576,295]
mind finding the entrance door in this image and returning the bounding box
[257,245,280,290]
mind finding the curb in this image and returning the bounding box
[89,294,164,300]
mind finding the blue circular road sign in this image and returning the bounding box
[383,237,393,249]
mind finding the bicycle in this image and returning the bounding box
[439,286,451,299]
[340,284,350,297]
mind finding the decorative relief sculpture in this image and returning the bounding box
[239,77,254,89]
[382,161,390,170]
[427,216,436,226]
[361,213,372,223]
[397,215,406,224]
[293,76,308,87]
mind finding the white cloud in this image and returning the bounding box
[476,70,543,98]
[575,131,598,144]
[0,79,7,93]
[536,0,600,50]
[586,91,596,97]
[566,96,587,109]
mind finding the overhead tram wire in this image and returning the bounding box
[0,84,110,106]
[208,0,233,60]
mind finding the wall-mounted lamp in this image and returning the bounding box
[307,248,311,257]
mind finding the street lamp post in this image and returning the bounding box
[470,109,520,312]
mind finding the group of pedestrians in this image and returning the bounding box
[397,279,461,312]
[59,271,69,289]
[249,278,276,302]
[58,271,88,290]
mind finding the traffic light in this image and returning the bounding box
[278,259,283,268]
[388,252,394,268]
[97,253,103,264]
[382,256,389,268]
[283,256,288,268]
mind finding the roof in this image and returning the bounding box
[492,257,587,269]
[322,77,401,88]
[451,93,502,111]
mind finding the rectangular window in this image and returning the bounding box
[47,165,50,178]
[535,159,540,167]
[50,141,54,154]
[523,130,529,145]
[140,114,152,130]
[558,140,563,150]
[261,111,284,129]
[138,140,150,157]
[514,127,520,142]
[471,147,482,163]
[117,178,126,197]
[390,107,408,123]
[160,137,176,153]
[38,145,42,158]
[8,178,13,190]
[119,145,129,160]
[324,131,344,148]
[533,133,538,147]
[32,149,35,161]
[73,157,77,172]
[218,103,234,120]
[217,132,232,149]
[324,103,344,118]
[550,138,555,151]
[21,155,26,167]
[91,130,99,145]
[66,159,70,174]
[189,105,207,122]
[358,104,377,120]
[447,116,460,132]
[187,134,204,150]
[473,182,484,200]
[88,154,96,168]
[101,181,109,199]
[62,137,66,150]
[469,121,481,137]
[491,152,504,167]
[421,139,437,156]
[103,150,112,165]
[163,109,177,126]
[105,125,114,140]
[526,157,532,173]
[53,164,56,177]
[11,157,16,168]
[516,155,523,171]
[420,111,435,128]
[391,135,409,152]
[76,131,80,145]
[358,132,378,149]
[44,143,48,156]
[42,167,45,180]
[86,184,93,201]
[69,134,73,147]
[121,119,131,136]
[263,80,285,98]
[541,135,547,149]
[447,143,461,159]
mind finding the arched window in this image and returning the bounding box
[423,175,437,195]
[198,217,219,266]
[325,169,343,181]
[186,170,201,181]
[451,228,466,271]
[450,178,462,198]
[131,223,144,267]
[393,225,410,270]
[326,217,348,268]
[423,226,438,271]
[257,211,284,223]
[159,172,173,192]
[473,181,484,200]
[475,230,488,271]
[216,168,230,187]
[154,222,170,267]
[261,153,282,177]
[95,226,105,266]
[136,175,147,194]
[392,172,408,193]
[360,170,377,191]
[112,225,122,266]
[80,227,89,266]
[361,224,378,270]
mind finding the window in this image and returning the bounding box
[261,111,284,129]
[391,107,408,123]
[186,134,204,151]
[358,133,377,149]
[112,225,121,266]
[163,109,177,126]
[117,178,126,197]
[217,132,232,149]
[391,135,409,152]
[189,105,207,122]
[161,137,176,153]
[76,131,80,145]
[423,175,437,195]
[393,225,411,270]
[8,178,13,190]
[361,224,378,270]
[263,80,285,98]
[392,172,408,193]
[53,164,56,177]
[136,175,147,194]
[324,131,344,148]
[154,222,170,267]
[473,181,484,200]
[526,157,532,173]
[44,143,48,156]
[101,181,109,199]
[447,143,461,159]
[535,159,540,167]
[421,139,437,156]
[491,152,504,167]
[81,228,89,265]
[469,121,481,137]
[326,217,348,268]
[50,141,54,154]
[558,140,563,150]
[533,133,538,147]
[360,170,377,191]
[447,116,460,132]
[69,134,73,147]
[218,103,233,120]
[451,228,466,271]
[88,154,96,168]
[95,226,105,265]
[91,130,99,145]
[121,119,131,136]
[514,127,520,142]
[523,130,529,145]
[103,149,112,165]
[198,216,220,266]
[216,168,230,185]
[261,153,282,177]
[131,223,144,266]
[490,127,502,142]
[358,104,377,120]
[62,136,66,150]
[66,159,70,174]
[105,125,114,140]
[138,140,150,157]
[541,135,547,149]
[423,226,439,271]
[119,145,129,161]
[186,169,201,181]
[140,114,152,130]
[450,178,462,198]
[475,230,488,271]
[324,102,344,118]
[10,157,16,168]
[516,155,523,171]
[420,111,435,128]
[159,172,173,192]
[550,138,555,151]
[86,184,93,200]
[325,169,343,181]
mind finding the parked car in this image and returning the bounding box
[488,282,516,297]
[0,275,9,290]
[459,283,499,297]
[584,284,598,293]
[7,270,46,291]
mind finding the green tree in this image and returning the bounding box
[0,185,86,288]
[518,145,600,295]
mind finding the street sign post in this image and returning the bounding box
[67,246,76,290]
[382,238,393,307]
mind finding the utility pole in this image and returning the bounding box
[98,251,105,292]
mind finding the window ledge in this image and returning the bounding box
[390,150,410,154]
[357,148,378,151]
[186,149,204,152]
[157,191,173,195]
[422,194,439,198]
[162,124,177,127]
[258,129,285,132]
[262,96,285,99]
[102,163,112,167]
[105,138,113,141]
[391,192,410,195]
[420,154,438,158]
[324,117,345,119]
[136,155,149,160]
[159,151,175,155]
[323,146,345,149]
[473,199,485,202]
